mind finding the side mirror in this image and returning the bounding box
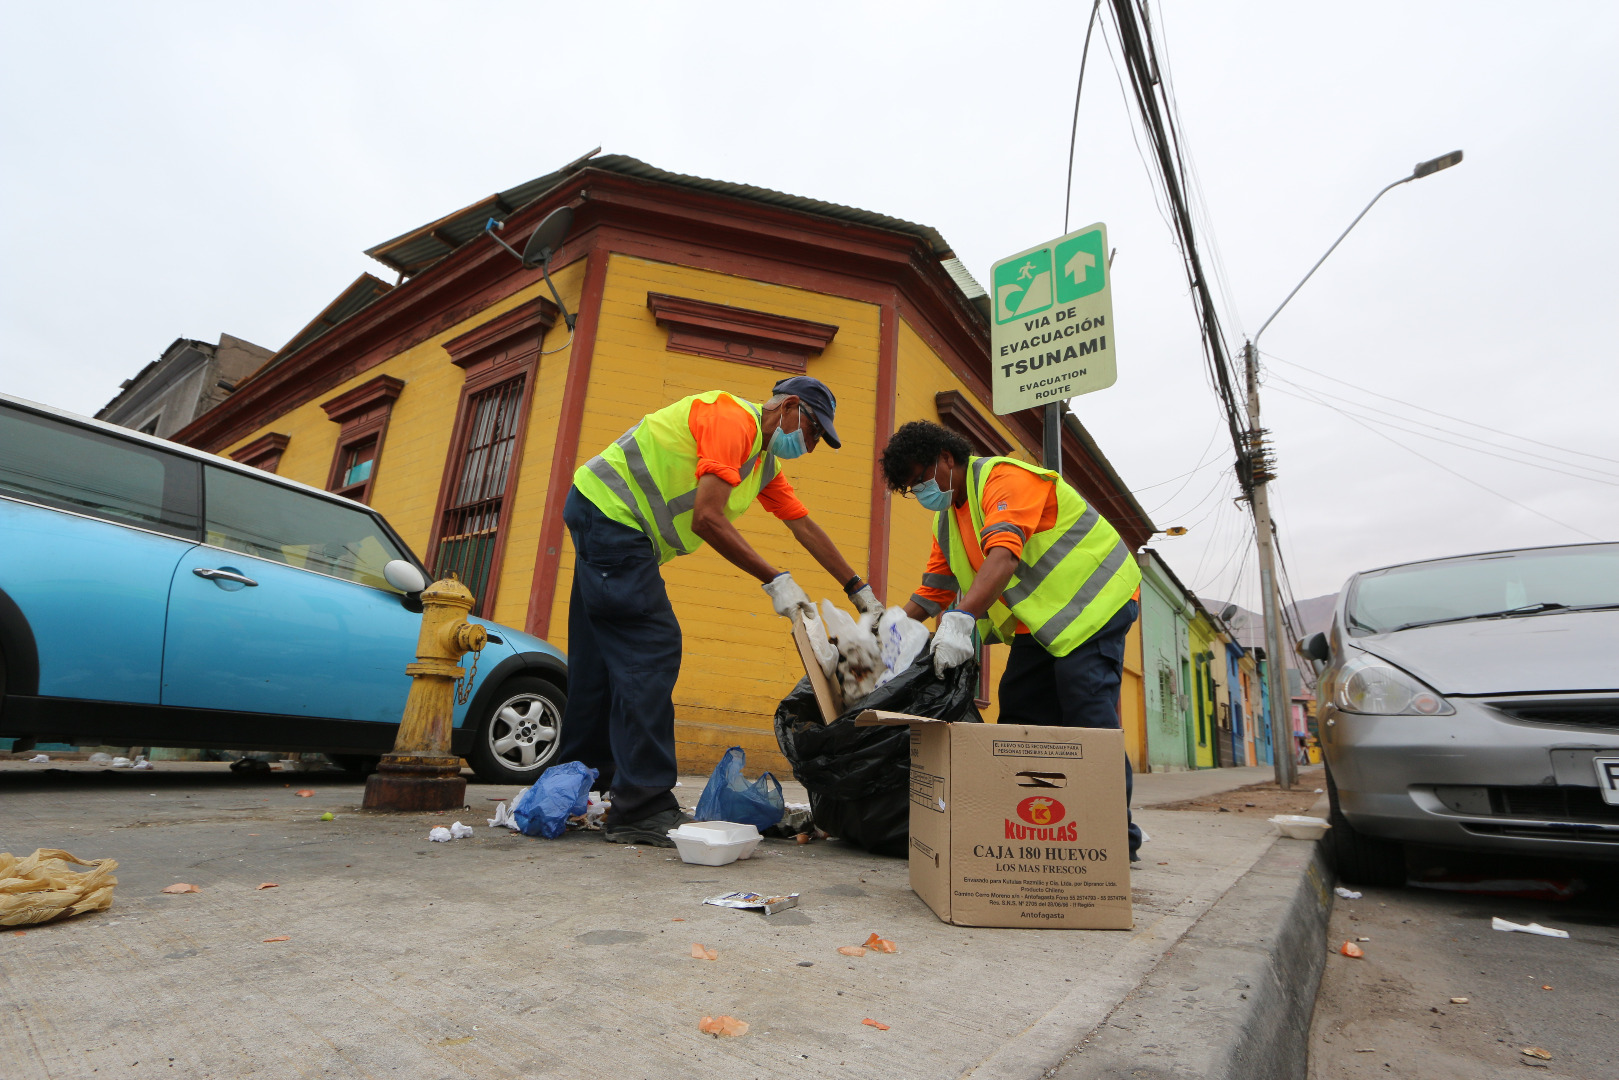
[383,560,429,594]
[1303,632,1330,663]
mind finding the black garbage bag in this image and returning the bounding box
[773,652,982,857]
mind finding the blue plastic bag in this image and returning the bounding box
[695,746,784,830]
[512,760,599,839]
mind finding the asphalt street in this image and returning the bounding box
[1309,851,1619,1079]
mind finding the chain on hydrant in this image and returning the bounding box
[362,574,487,811]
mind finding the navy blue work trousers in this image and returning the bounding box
[996,599,1142,858]
[554,486,682,826]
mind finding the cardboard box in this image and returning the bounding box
[856,711,1133,929]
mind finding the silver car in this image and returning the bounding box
[1308,542,1619,884]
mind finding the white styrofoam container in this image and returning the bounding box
[668,821,763,866]
[1269,814,1332,841]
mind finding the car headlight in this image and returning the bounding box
[1332,655,1453,715]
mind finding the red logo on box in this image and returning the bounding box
[1016,796,1065,826]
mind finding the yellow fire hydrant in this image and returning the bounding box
[362,575,486,812]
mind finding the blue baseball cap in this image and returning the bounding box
[771,375,840,449]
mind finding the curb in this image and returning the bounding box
[1050,833,1335,1080]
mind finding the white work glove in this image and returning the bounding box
[930,610,977,678]
[849,584,884,618]
[763,572,814,619]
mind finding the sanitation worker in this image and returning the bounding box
[558,376,882,847]
[883,419,1144,860]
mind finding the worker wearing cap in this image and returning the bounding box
[882,420,1145,860]
[560,376,883,847]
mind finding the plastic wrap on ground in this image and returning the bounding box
[0,849,118,927]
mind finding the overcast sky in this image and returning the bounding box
[4,1,1616,609]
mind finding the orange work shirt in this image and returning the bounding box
[914,462,1059,632]
[687,395,808,521]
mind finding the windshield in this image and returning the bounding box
[1347,544,1619,634]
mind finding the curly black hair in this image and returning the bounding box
[881,420,974,491]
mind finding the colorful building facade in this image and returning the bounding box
[176,154,1154,774]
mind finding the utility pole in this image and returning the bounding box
[1043,403,1062,470]
[1243,341,1297,789]
[1240,149,1463,790]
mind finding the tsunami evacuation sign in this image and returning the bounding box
[989,222,1115,415]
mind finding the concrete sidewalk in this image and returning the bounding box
[1,761,1322,1079]
[1134,764,1301,806]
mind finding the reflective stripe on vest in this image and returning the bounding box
[937,456,1141,656]
[573,391,778,564]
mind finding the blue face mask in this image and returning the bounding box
[913,462,954,511]
[769,407,809,459]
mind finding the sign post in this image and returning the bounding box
[989,223,1116,467]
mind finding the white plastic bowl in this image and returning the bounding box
[1269,814,1332,841]
[668,821,763,866]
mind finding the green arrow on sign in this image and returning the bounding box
[1054,229,1106,302]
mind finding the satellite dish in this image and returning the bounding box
[521,206,573,269]
[484,206,578,332]
[1220,604,1239,623]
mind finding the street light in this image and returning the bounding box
[1242,150,1463,789]
[1254,151,1463,347]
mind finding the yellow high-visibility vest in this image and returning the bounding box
[573,390,778,565]
[932,456,1140,656]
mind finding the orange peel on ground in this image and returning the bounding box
[161,883,200,894]
[690,943,718,961]
[837,945,867,957]
[256,883,278,890]
[295,789,315,797]
[698,1015,749,1037]
[1340,941,1364,958]
[262,936,290,943]
[863,933,897,953]
[862,1018,890,1030]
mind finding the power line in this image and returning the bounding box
[1103,0,1249,489]
[1062,0,1104,235]
[1145,0,1246,341]
[1198,517,1255,598]
[1264,373,1619,481]
[1267,380,1619,487]
[1096,13,1176,239]
[1262,349,1619,467]
[1190,490,1236,585]
[1276,386,1602,541]
[1150,457,1231,520]
[1132,420,1224,499]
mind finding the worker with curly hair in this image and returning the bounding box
[881,419,1143,859]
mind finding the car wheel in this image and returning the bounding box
[1325,766,1406,887]
[468,676,566,786]
[328,754,380,777]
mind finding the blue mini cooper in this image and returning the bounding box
[0,392,566,784]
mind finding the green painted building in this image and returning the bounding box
[1138,549,1196,772]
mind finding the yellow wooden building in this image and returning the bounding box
[179,154,1155,774]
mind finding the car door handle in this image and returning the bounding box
[193,567,259,587]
